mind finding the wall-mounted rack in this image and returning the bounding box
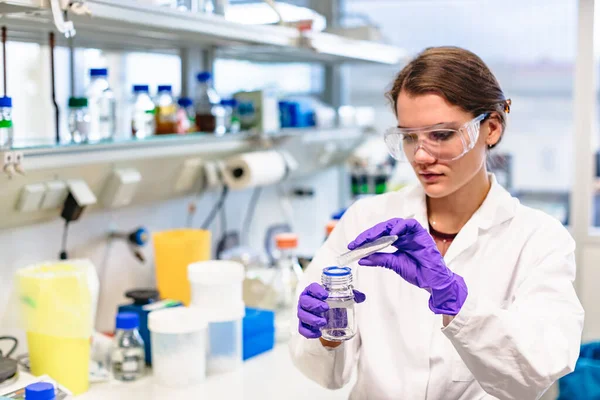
[0,127,367,230]
[0,0,406,64]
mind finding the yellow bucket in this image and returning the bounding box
[153,229,211,305]
[16,261,93,395]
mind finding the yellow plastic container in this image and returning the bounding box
[16,261,93,395]
[153,229,211,305]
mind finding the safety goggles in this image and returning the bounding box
[384,113,490,162]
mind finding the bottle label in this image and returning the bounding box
[121,360,139,372]
[0,119,13,128]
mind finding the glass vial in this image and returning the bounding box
[195,72,224,134]
[321,266,356,342]
[0,96,13,148]
[154,85,178,135]
[67,97,91,144]
[273,233,303,342]
[86,68,116,142]
[131,85,155,139]
[176,97,196,133]
[111,312,145,382]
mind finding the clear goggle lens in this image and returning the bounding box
[384,113,488,162]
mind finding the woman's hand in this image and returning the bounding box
[349,218,467,315]
[298,283,366,339]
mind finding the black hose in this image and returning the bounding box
[201,185,229,229]
[0,336,18,358]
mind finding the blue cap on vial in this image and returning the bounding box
[133,85,149,93]
[25,382,55,400]
[116,312,139,330]
[157,85,172,93]
[177,97,193,108]
[89,68,108,77]
[0,96,12,108]
[196,72,212,82]
[323,266,351,276]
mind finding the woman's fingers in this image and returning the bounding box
[304,282,328,300]
[298,308,327,328]
[299,293,329,313]
[299,321,322,339]
[353,289,366,304]
[348,220,394,250]
[358,252,398,268]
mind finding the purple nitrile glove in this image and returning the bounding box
[348,218,467,315]
[298,282,366,339]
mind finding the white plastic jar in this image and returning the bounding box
[148,307,207,387]
[188,260,245,374]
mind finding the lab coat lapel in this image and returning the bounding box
[444,175,518,266]
[402,184,429,229]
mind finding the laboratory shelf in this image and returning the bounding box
[0,0,406,64]
[0,127,367,230]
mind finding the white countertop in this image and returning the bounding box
[76,344,352,400]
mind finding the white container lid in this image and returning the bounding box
[148,307,208,334]
[189,302,246,323]
[188,260,245,285]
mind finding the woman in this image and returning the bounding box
[289,46,584,400]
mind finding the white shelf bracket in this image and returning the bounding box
[49,0,75,38]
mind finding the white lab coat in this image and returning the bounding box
[289,175,584,400]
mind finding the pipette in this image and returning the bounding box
[337,235,398,266]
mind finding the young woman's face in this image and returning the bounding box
[395,91,499,198]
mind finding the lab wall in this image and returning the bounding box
[0,167,344,352]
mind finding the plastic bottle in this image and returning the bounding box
[220,98,240,134]
[24,382,55,400]
[154,85,178,135]
[194,72,225,134]
[0,96,13,148]
[86,68,116,142]
[272,233,303,341]
[111,312,145,382]
[131,85,155,139]
[214,0,228,15]
[176,97,196,134]
[67,97,91,144]
[324,220,337,241]
[321,266,356,342]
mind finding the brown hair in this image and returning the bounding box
[386,46,510,148]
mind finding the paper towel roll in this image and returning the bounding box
[222,150,288,190]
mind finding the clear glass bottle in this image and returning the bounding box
[194,72,225,134]
[272,233,303,341]
[154,85,178,135]
[220,98,240,134]
[0,96,13,148]
[176,0,190,11]
[176,97,196,133]
[131,85,155,139]
[321,266,357,342]
[67,97,91,144]
[111,312,145,382]
[86,68,116,142]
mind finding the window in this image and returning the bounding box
[345,0,576,225]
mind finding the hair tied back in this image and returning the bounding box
[504,98,512,114]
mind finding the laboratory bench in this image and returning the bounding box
[76,343,350,400]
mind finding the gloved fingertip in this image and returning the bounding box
[353,290,366,303]
[358,258,376,267]
[347,241,357,250]
[299,323,322,339]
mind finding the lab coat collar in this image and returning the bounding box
[402,174,518,265]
